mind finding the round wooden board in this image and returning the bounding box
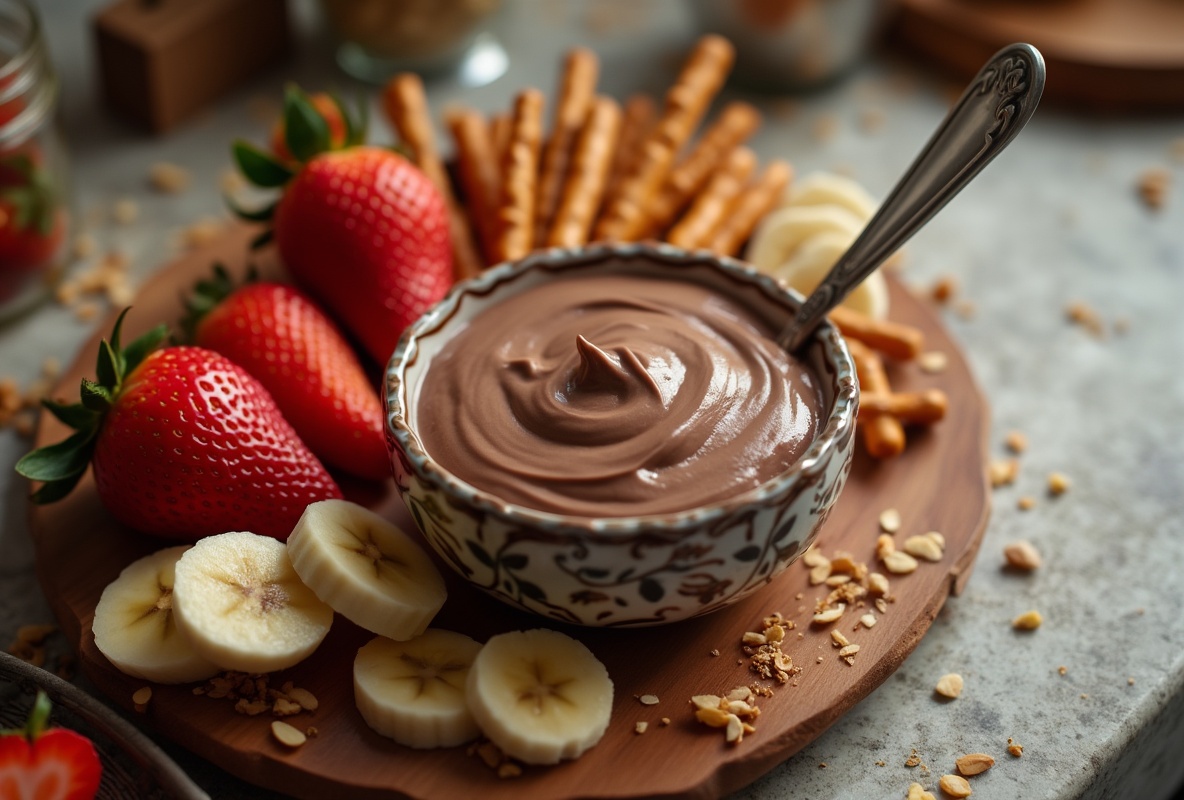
[28,225,991,800]
[889,0,1184,112]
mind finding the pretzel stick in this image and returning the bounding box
[490,112,512,172]
[594,35,735,242]
[547,96,621,249]
[648,101,761,235]
[706,159,792,256]
[859,389,948,424]
[847,340,906,459]
[447,108,502,264]
[603,94,655,209]
[534,48,599,247]
[496,89,545,263]
[383,74,482,279]
[828,306,924,361]
[666,147,756,249]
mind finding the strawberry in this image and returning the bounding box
[181,264,390,481]
[16,310,342,541]
[230,86,452,364]
[0,691,102,800]
[0,153,65,272]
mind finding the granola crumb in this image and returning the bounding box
[918,351,948,374]
[1136,167,1170,210]
[939,773,972,798]
[1058,665,1068,676]
[710,649,720,657]
[908,782,937,800]
[149,161,191,194]
[860,613,877,628]
[935,673,964,699]
[270,720,306,748]
[879,508,902,533]
[905,749,922,767]
[930,275,958,304]
[1004,430,1027,454]
[1003,540,1041,571]
[1013,610,1043,630]
[1017,496,1036,511]
[989,459,1020,488]
[1128,677,1136,686]
[1007,740,1024,757]
[1066,301,1106,337]
[1047,472,1071,496]
[660,717,671,726]
[634,721,648,734]
[305,726,318,738]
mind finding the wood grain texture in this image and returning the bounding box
[28,226,991,799]
[891,0,1184,112]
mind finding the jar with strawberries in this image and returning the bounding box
[0,0,68,323]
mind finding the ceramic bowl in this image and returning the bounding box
[385,243,857,627]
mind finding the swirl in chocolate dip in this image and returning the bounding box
[415,272,823,517]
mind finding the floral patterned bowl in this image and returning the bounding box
[385,243,858,627]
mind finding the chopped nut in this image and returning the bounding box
[742,631,767,646]
[939,774,972,798]
[860,613,877,628]
[305,726,318,737]
[908,782,937,800]
[272,698,303,716]
[112,198,139,224]
[825,574,852,587]
[1004,430,1027,454]
[660,717,671,726]
[132,686,152,711]
[220,168,248,195]
[1128,677,1136,686]
[831,630,850,647]
[695,705,730,728]
[72,232,98,260]
[876,534,895,560]
[710,648,720,657]
[286,687,318,711]
[955,753,995,776]
[904,534,943,562]
[809,562,833,585]
[883,550,918,575]
[1058,666,1068,675]
[497,762,522,779]
[1003,540,1041,571]
[878,508,902,533]
[802,547,829,567]
[724,714,746,744]
[905,749,922,767]
[954,299,976,320]
[935,673,964,699]
[149,161,191,193]
[837,644,860,658]
[474,741,503,769]
[989,458,1020,487]
[1017,496,1036,511]
[1007,741,1024,757]
[812,604,846,624]
[270,720,307,748]
[177,217,225,251]
[918,351,948,374]
[235,698,269,716]
[1137,167,1170,210]
[691,694,722,711]
[930,275,957,303]
[1047,472,1071,496]
[868,573,889,596]
[634,721,648,734]
[875,597,889,614]
[638,694,660,706]
[725,686,752,702]
[1013,610,1043,630]
[1066,301,1105,337]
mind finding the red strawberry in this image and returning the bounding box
[230,86,453,364]
[0,153,65,273]
[16,311,342,541]
[182,265,390,481]
[0,691,102,800]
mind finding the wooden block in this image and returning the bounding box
[94,0,291,133]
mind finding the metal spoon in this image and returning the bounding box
[777,42,1046,352]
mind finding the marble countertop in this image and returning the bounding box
[2,1,1182,798]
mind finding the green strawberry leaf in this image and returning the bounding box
[96,339,119,388]
[250,228,274,250]
[14,428,95,482]
[284,84,330,163]
[80,380,112,412]
[232,140,292,188]
[225,194,277,223]
[121,323,169,374]
[41,399,98,430]
[29,470,87,504]
[330,92,362,148]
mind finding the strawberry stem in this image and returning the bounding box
[0,691,52,740]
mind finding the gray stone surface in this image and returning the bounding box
[2,1,1182,798]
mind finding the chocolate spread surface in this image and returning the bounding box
[416,272,823,517]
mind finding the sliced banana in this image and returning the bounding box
[92,546,220,684]
[172,531,333,674]
[745,204,865,274]
[466,628,613,765]
[773,231,890,320]
[354,630,482,749]
[287,499,447,642]
[785,171,878,219]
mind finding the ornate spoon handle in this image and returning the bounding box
[777,43,1046,352]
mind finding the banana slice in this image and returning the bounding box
[287,499,447,642]
[466,628,613,765]
[773,231,890,319]
[354,630,483,749]
[786,171,878,219]
[92,546,220,684]
[172,531,333,673]
[745,204,865,274]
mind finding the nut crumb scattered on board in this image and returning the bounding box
[918,351,948,374]
[1007,738,1023,757]
[879,508,902,533]
[1136,168,1170,210]
[634,721,648,734]
[1047,472,1071,496]
[935,673,964,699]
[638,694,659,706]
[939,773,972,798]
[1017,496,1036,511]
[905,749,923,767]
[955,753,994,776]
[149,161,191,193]
[1004,431,1027,454]
[1003,540,1041,571]
[989,459,1020,488]
[1013,610,1043,630]
[930,275,957,304]
[1066,301,1106,337]
[1058,666,1068,676]
[908,782,937,800]
[270,721,306,748]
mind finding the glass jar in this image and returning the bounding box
[0,0,68,323]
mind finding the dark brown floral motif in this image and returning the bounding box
[571,590,611,605]
[678,573,733,605]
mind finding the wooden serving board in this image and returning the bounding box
[29,225,991,799]
[890,0,1184,112]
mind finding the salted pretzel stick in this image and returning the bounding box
[594,35,735,242]
[496,89,545,263]
[490,112,512,171]
[847,340,906,459]
[547,96,621,248]
[648,101,761,235]
[859,389,948,425]
[383,74,482,279]
[828,306,924,361]
[603,94,655,210]
[534,48,599,248]
[447,108,502,264]
[706,160,792,256]
[666,147,756,250]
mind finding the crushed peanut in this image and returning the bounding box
[1136,167,1170,210]
[918,351,948,374]
[1003,540,1041,571]
[883,550,919,575]
[837,644,860,658]
[692,687,759,745]
[876,534,896,560]
[1017,496,1036,511]
[270,720,306,748]
[638,694,660,706]
[813,604,846,624]
[634,721,648,734]
[868,573,890,596]
[908,782,937,800]
[930,275,957,303]
[935,673,964,699]
[1058,666,1068,676]
[286,687,318,711]
[1007,739,1023,757]
[1013,610,1043,630]
[905,749,923,767]
[860,613,877,628]
[1005,431,1028,454]
[904,533,944,562]
[879,508,902,533]
[149,161,191,193]
[1066,301,1105,337]
[831,630,850,647]
[955,753,994,776]
[132,686,152,711]
[497,762,522,779]
[175,217,225,251]
[743,613,799,683]
[1047,472,1071,496]
[989,459,1020,488]
[939,774,972,798]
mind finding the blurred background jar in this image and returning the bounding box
[689,0,886,91]
[0,0,68,324]
[319,0,506,86]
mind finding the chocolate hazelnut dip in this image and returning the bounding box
[416,271,823,517]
